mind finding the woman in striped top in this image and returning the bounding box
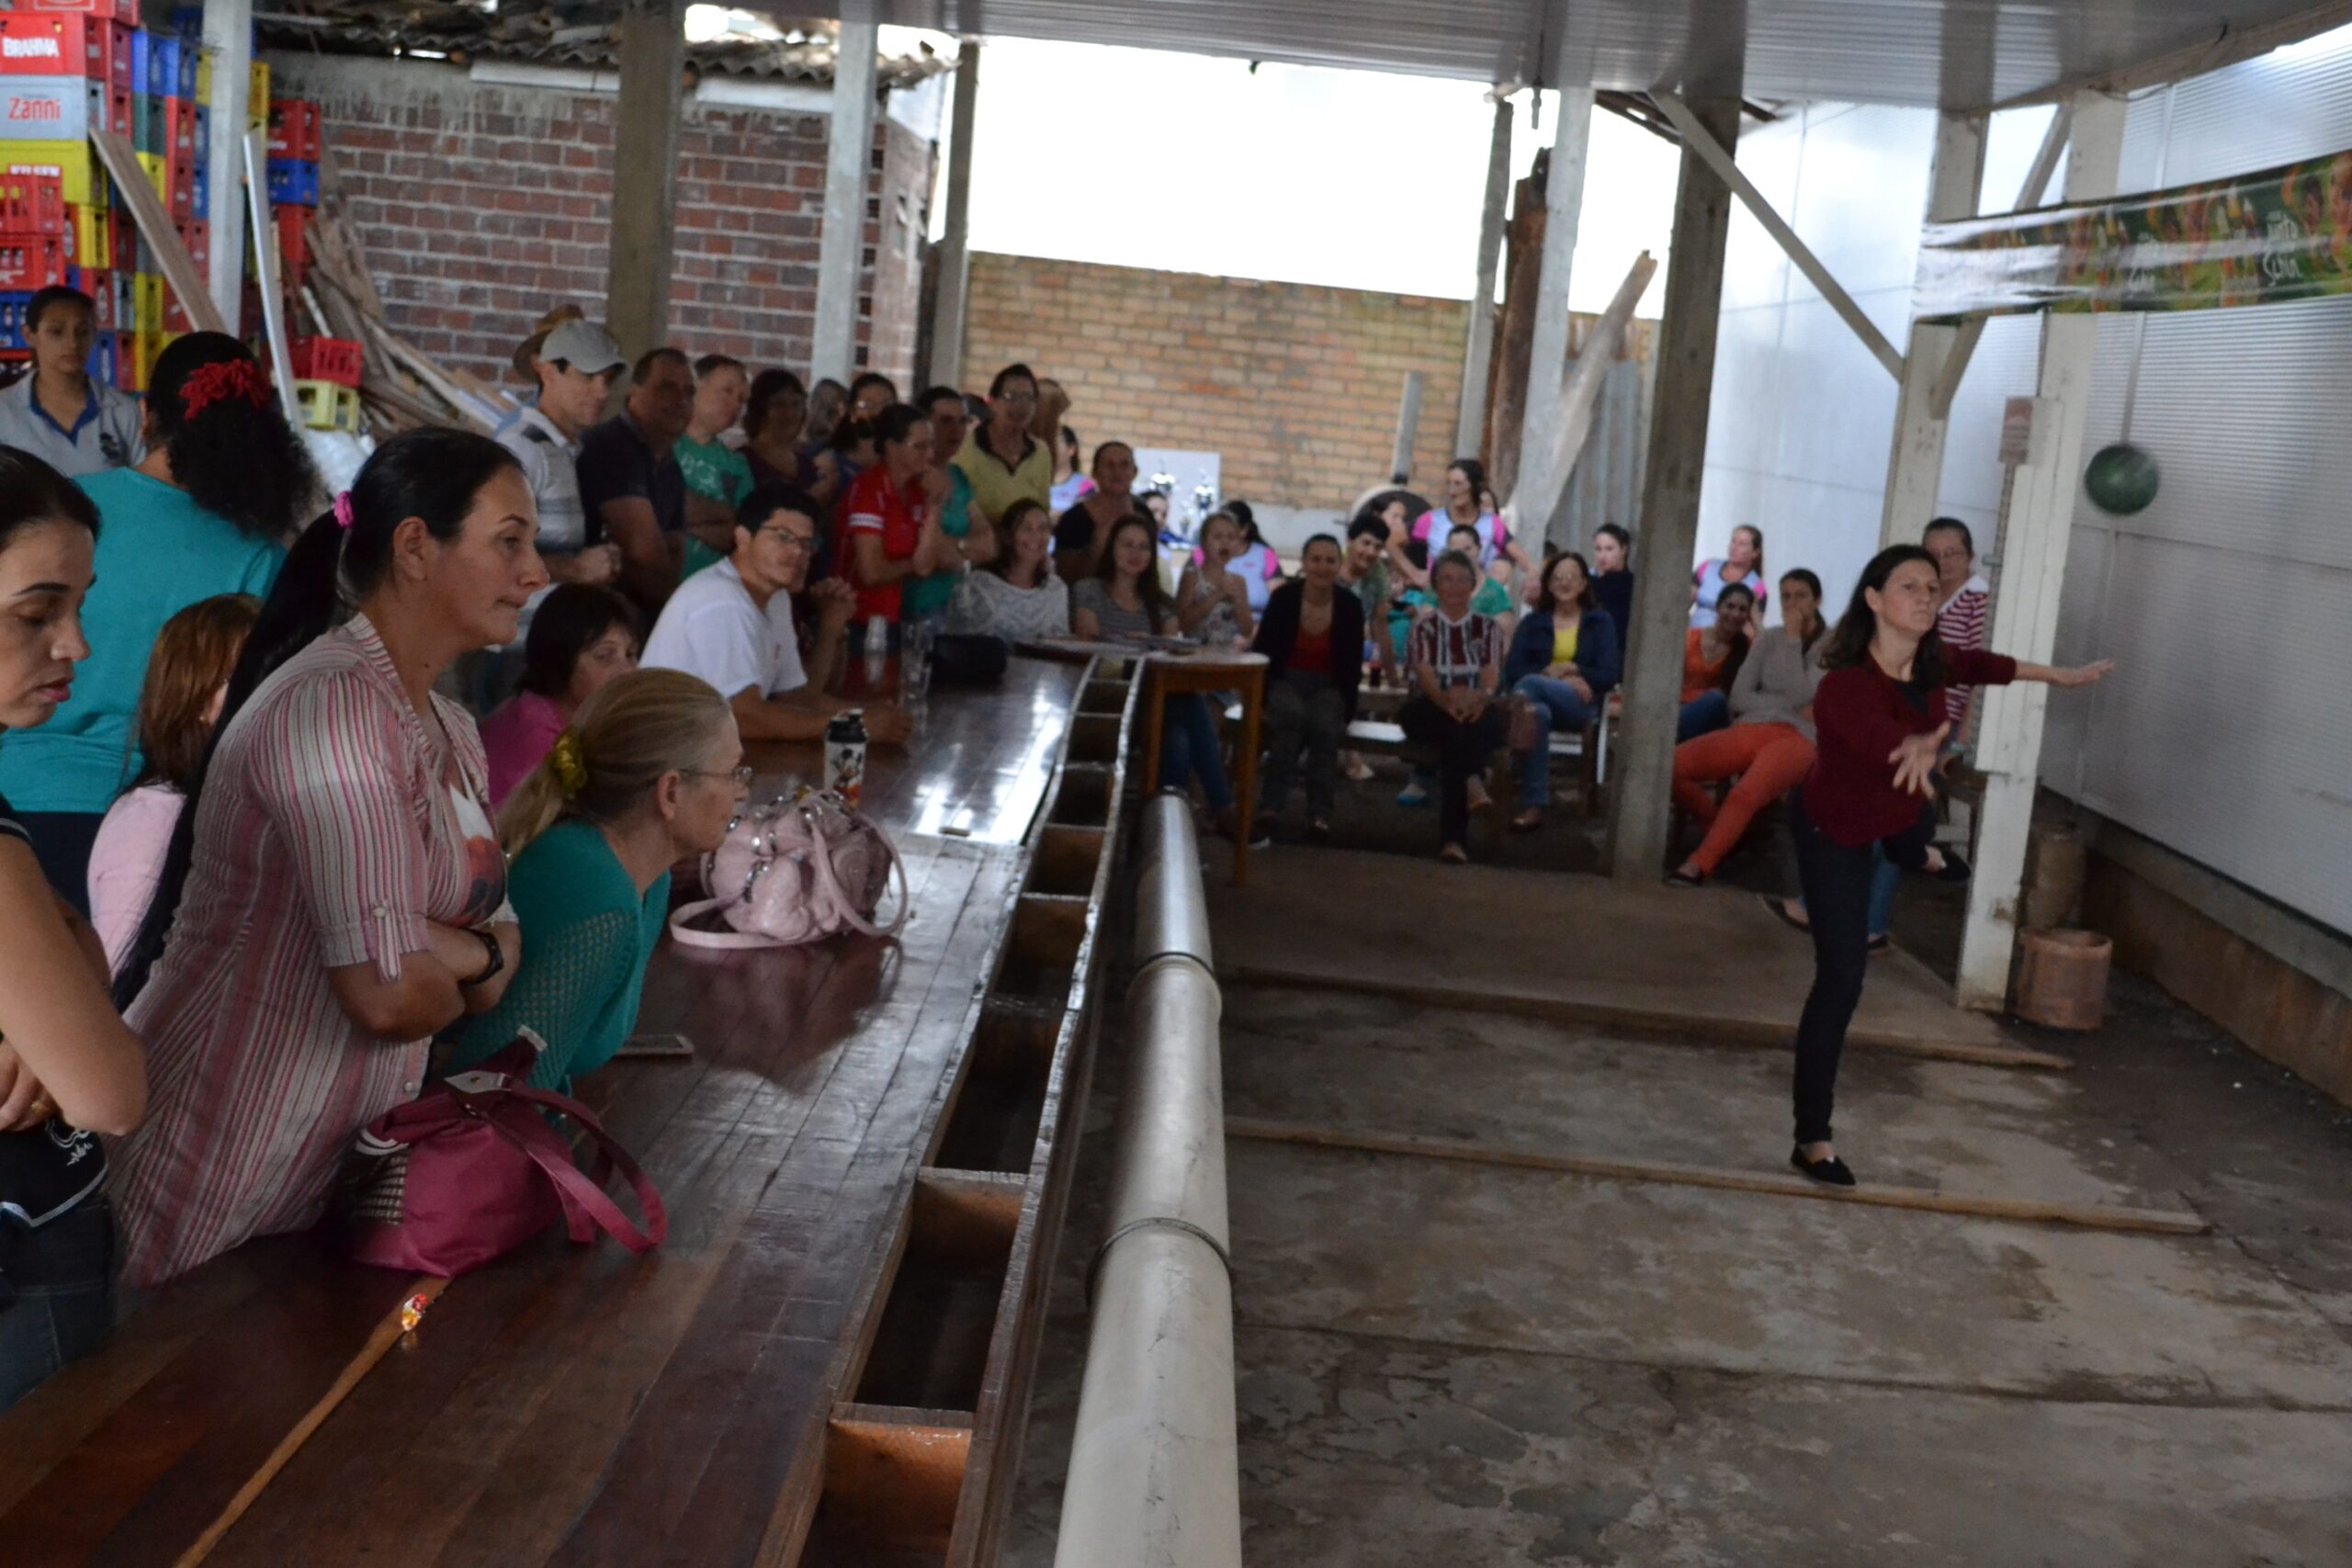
[1400,549,1508,864]
[107,430,547,1287]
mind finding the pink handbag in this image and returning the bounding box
[343,1032,666,1278]
[668,787,909,950]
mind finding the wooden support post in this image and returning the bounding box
[813,18,880,389]
[1955,91,2126,1012]
[1388,371,1424,483]
[922,40,981,391]
[1605,96,1741,883]
[200,0,252,325]
[1879,112,1986,547]
[1454,94,1513,459]
[1513,86,1592,533]
[1923,104,2074,423]
[605,0,684,360]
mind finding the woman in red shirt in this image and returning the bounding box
[1789,545,2109,1187]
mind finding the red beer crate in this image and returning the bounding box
[290,335,363,388]
[266,98,318,162]
[17,1,141,21]
[0,171,64,233]
[274,202,309,287]
[0,231,69,289]
[0,16,133,95]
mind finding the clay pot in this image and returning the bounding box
[2014,928,2112,1031]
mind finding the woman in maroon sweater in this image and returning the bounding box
[1789,545,2109,1186]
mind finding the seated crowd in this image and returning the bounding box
[0,280,2001,1409]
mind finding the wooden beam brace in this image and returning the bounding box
[1651,90,1904,381]
[1226,1119,2211,1236]
[90,130,228,336]
[605,0,684,359]
[812,18,880,387]
[1453,94,1514,457]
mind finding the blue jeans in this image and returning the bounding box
[1678,690,1730,743]
[1159,693,1233,814]
[1511,674,1593,810]
[0,1198,116,1413]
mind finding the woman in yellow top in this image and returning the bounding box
[951,364,1057,527]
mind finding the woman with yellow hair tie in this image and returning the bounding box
[442,668,747,1090]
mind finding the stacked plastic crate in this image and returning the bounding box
[0,1,134,384]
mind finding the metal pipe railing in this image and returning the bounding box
[1054,794,1242,1568]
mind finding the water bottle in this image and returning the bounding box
[863,616,890,689]
[823,709,868,807]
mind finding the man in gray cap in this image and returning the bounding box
[498,315,627,595]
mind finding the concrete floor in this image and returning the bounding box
[1001,822,2352,1566]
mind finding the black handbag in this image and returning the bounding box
[928,633,1010,686]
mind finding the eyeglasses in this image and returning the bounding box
[757,528,815,553]
[684,766,756,787]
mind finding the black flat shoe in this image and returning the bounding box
[1666,867,1705,888]
[1761,894,1809,932]
[1866,934,1891,956]
[1929,850,1972,884]
[1791,1147,1857,1187]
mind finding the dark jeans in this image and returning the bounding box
[1400,694,1506,849]
[1789,792,1939,1145]
[1678,689,1730,743]
[1159,692,1233,814]
[16,810,104,919]
[1261,670,1346,820]
[0,1198,117,1413]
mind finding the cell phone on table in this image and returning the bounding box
[617,1033,695,1060]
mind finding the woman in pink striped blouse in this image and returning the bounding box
[107,430,548,1287]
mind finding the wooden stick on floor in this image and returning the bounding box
[1221,966,2076,1073]
[1226,1118,2211,1236]
[170,1275,452,1568]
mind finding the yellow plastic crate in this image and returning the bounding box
[248,62,269,129]
[133,331,174,389]
[132,273,164,335]
[135,151,166,209]
[71,204,109,271]
[3,141,104,208]
[196,52,209,107]
[296,378,362,433]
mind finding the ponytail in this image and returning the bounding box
[496,669,731,860]
[111,427,525,1007]
[146,333,318,542]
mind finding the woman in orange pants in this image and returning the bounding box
[1668,570,1826,886]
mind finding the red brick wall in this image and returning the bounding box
[266,52,933,391]
[959,253,1474,513]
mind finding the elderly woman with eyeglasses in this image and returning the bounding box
[442,667,746,1092]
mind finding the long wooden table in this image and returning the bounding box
[0,654,1138,1568]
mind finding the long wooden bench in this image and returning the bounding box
[1227,696,1614,818]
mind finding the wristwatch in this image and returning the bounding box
[468,928,505,986]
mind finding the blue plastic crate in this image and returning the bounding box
[266,157,318,208]
[0,292,32,353]
[191,164,206,220]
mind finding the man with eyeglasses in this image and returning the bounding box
[641,482,913,744]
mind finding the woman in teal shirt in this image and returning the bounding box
[445,667,745,1090]
[0,334,308,910]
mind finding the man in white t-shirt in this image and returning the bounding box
[642,482,913,743]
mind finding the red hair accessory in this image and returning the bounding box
[177,358,268,420]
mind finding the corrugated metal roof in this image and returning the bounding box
[842,0,2346,108]
[255,5,947,87]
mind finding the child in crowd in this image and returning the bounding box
[1176,509,1257,648]
[480,584,642,807]
[86,593,260,970]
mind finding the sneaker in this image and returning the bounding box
[1249,813,1276,849]
[1306,818,1332,843]
[1396,780,1430,807]
[1341,752,1374,783]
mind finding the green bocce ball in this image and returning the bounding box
[2084,443,2160,514]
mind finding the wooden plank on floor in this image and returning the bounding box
[1224,966,2074,1072]
[1227,1118,2211,1235]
